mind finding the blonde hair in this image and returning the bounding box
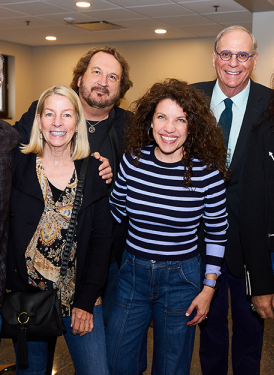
[21,85,90,160]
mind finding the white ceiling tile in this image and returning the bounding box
[156,14,215,26]
[176,0,247,13]
[2,1,68,16]
[43,0,120,11]
[0,6,30,18]
[115,18,170,29]
[178,23,225,37]
[204,11,252,23]
[81,8,146,21]
[128,4,194,17]
[107,0,173,6]
[0,0,37,4]
[37,12,99,24]
[0,16,56,28]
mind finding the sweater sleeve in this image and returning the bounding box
[203,170,228,277]
[109,153,128,223]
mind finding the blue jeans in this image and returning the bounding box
[14,304,109,375]
[106,250,201,375]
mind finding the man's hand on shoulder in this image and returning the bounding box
[251,294,274,319]
[92,152,113,184]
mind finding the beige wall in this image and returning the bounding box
[2,18,274,124]
[252,11,274,89]
[31,37,217,111]
[1,37,219,122]
[0,39,33,123]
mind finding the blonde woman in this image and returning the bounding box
[6,85,112,375]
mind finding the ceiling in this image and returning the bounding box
[0,0,273,47]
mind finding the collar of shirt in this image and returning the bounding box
[211,79,250,116]
[211,79,250,164]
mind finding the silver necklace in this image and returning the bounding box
[86,115,108,133]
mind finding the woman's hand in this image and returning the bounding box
[92,152,113,184]
[185,286,215,326]
[71,307,94,336]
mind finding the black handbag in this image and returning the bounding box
[0,156,90,366]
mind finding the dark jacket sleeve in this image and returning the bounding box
[14,101,38,143]
[73,158,113,313]
[240,122,274,296]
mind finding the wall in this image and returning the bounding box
[31,37,217,110]
[253,11,274,88]
[0,39,33,123]
[0,36,222,123]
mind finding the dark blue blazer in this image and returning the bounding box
[193,80,271,278]
[240,118,274,295]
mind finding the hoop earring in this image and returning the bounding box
[147,127,154,142]
[39,130,43,140]
[184,134,193,148]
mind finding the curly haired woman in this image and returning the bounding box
[106,79,229,375]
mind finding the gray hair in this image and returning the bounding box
[0,55,3,85]
[214,25,258,56]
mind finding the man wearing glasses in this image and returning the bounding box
[194,26,271,375]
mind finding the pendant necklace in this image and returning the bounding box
[86,115,108,133]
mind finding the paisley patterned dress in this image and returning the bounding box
[25,157,77,317]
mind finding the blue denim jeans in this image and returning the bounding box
[106,250,201,375]
[14,304,109,375]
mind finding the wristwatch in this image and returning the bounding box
[203,278,219,290]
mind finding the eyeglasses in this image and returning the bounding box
[216,50,254,62]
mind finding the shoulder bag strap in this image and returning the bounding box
[60,156,89,276]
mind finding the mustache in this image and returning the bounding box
[91,86,109,95]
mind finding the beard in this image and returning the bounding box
[79,80,120,109]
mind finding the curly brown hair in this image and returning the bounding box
[70,46,133,107]
[125,78,229,186]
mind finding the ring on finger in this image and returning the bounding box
[85,326,90,329]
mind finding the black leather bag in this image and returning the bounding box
[0,289,66,338]
[0,289,66,365]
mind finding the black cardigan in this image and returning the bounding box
[239,119,274,296]
[14,101,129,266]
[6,148,113,314]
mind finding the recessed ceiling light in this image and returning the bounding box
[76,2,91,7]
[155,29,167,34]
[46,36,57,41]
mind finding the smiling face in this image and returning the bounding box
[77,51,122,110]
[37,94,78,154]
[151,98,188,163]
[212,29,258,97]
